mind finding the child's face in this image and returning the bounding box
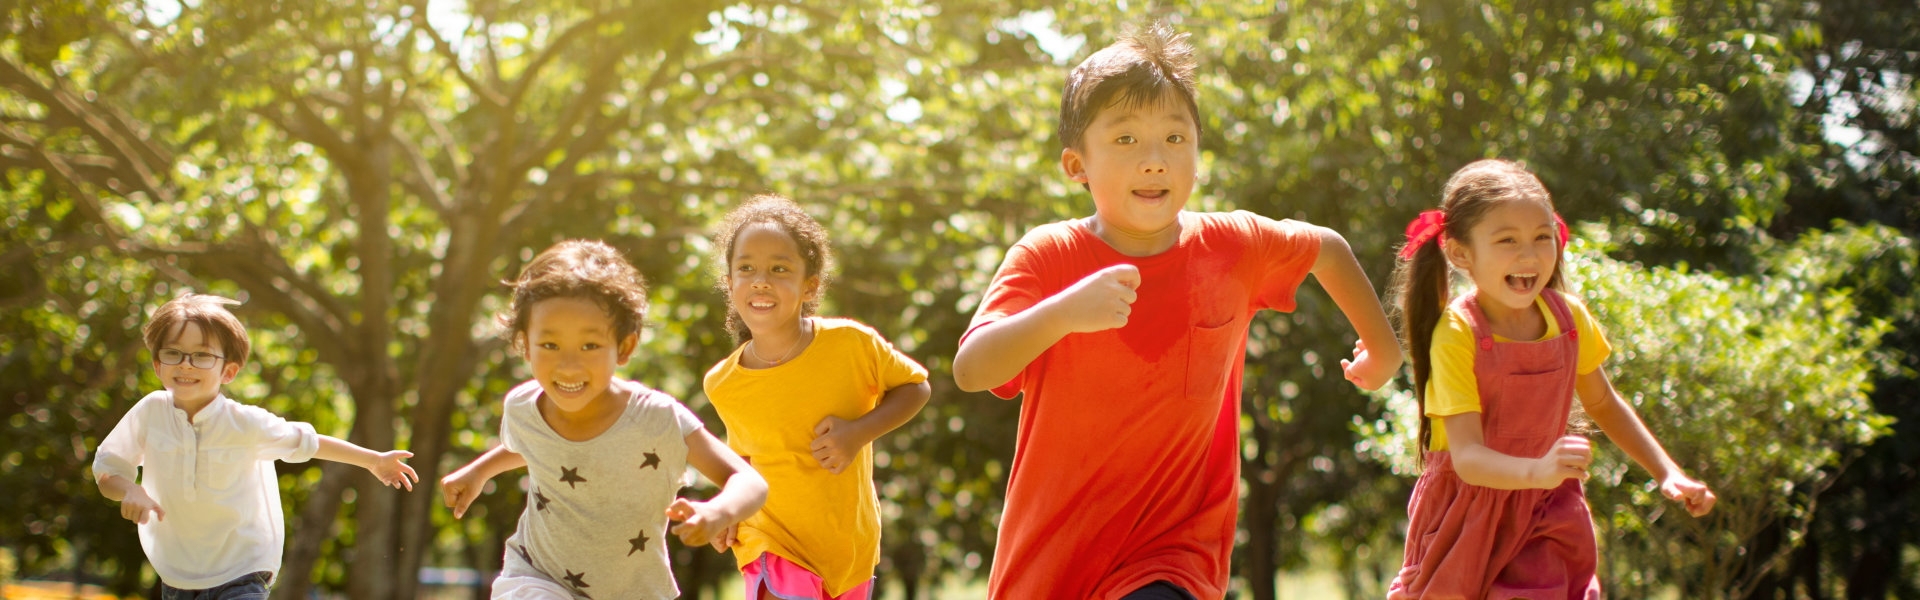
[1445,200,1561,312]
[521,296,638,415]
[152,321,240,406]
[1061,92,1200,239]
[726,222,819,337]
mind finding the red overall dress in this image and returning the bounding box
[1388,289,1603,599]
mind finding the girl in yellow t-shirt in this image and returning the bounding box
[702,194,931,600]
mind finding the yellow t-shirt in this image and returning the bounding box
[1425,292,1612,451]
[702,317,928,595]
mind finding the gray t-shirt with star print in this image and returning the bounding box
[496,378,703,599]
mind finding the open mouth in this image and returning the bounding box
[1504,273,1539,293]
[554,380,587,393]
[748,299,775,310]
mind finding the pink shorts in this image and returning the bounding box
[740,552,874,600]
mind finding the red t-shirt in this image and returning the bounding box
[963,211,1320,600]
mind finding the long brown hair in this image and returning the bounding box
[1388,159,1566,465]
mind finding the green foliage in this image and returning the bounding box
[1572,229,1895,599]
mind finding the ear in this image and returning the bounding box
[803,275,821,301]
[615,332,640,366]
[1441,236,1473,271]
[219,361,241,384]
[1060,147,1089,184]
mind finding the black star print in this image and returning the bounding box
[512,544,532,565]
[533,490,550,512]
[627,529,650,556]
[559,466,586,489]
[562,569,589,591]
[640,451,660,470]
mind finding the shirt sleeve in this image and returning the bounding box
[669,396,705,439]
[1564,294,1614,374]
[865,325,930,391]
[237,404,321,463]
[92,392,159,484]
[1247,213,1322,313]
[1425,308,1482,418]
[960,236,1051,399]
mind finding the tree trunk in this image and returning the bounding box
[272,462,352,600]
[1242,420,1280,600]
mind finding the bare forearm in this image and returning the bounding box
[1310,228,1404,369]
[459,445,528,482]
[1587,394,1682,481]
[706,469,769,523]
[314,435,383,470]
[845,381,932,446]
[953,305,1066,392]
[97,473,137,501]
[1451,443,1552,490]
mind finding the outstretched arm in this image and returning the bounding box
[668,429,769,548]
[1577,368,1716,516]
[440,445,527,519]
[1444,412,1593,490]
[314,435,418,491]
[812,380,932,473]
[1307,227,1404,390]
[97,474,164,524]
[953,264,1142,392]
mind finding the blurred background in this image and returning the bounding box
[2,0,1916,598]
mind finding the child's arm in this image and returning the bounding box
[96,474,164,524]
[953,264,1141,392]
[811,380,932,474]
[313,435,418,491]
[440,445,528,519]
[667,429,768,549]
[1577,368,1717,516]
[1305,227,1404,391]
[1443,413,1594,490]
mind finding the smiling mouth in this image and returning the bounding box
[748,299,775,310]
[1505,273,1539,293]
[555,381,587,393]
[1133,189,1169,200]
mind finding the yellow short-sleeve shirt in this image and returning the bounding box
[1424,293,1612,451]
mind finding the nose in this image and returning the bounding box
[1139,144,1167,175]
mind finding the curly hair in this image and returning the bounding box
[710,194,833,342]
[499,239,650,353]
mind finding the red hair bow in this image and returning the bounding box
[1399,210,1445,259]
[1399,210,1573,260]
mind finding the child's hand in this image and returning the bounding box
[368,450,419,491]
[1661,473,1717,516]
[1340,339,1397,391]
[119,487,164,525]
[810,416,860,474]
[440,468,485,519]
[1532,435,1592,488]
[710,524,740,552]
[1050,264,1141,334]
[666,497,736,547]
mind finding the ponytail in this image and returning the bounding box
[1389,211,1453,468]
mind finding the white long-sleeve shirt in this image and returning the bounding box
[92,390,320,589]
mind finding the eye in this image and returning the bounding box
[772,265,790,273]
[1167,133,1186,143]
[1116,135,1137,144]
[1498,237,1517,244]
[735,264,754,273]
[538,342,559,350]
[582,343,601,351]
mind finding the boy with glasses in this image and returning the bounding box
[92,293,418,599]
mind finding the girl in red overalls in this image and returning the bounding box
[1384,159,1717,599]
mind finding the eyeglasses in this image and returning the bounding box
[156,348,225,369]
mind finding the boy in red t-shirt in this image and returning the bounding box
[952,21,1404,600]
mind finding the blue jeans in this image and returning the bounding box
[160,571,271,600]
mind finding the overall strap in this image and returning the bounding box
[1539,288,1578,342]
[1455,291,1497,351]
